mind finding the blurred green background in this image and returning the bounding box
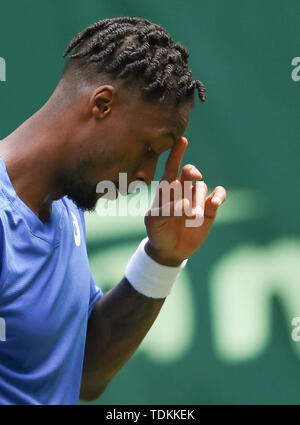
[1,0,300,405]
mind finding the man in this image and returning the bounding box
[0,17,226,404]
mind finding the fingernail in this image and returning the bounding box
[193,168,201,175]
[192,206,203,216]
[212,196,221,205]
[174,200,184,215]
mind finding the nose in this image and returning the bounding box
[134,156,159,187]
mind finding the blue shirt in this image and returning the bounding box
[0,156,104,404]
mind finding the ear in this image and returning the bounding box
[90,85,116,119]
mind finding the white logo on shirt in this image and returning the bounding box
[71,212,81,247]
[0,317,6,341]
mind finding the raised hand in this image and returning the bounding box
[144,137,227,266]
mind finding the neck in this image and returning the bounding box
[0,103,71,221]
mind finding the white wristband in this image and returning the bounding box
[125,237,188,298]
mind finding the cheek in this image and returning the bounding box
[116,144,143,168]
[100,151,136,180]
[93,137,145,180]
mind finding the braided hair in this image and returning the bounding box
[63,17,206,105]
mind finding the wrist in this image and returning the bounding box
[144,241,185,267]
[125,237,188,299]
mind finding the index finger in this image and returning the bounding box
[161,137,188,183]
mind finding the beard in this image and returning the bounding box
[57,159,99,212]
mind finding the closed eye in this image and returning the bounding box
[146,144,158,157]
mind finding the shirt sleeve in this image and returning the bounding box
[88,275,104,319]
[0,217,3,280]
[0,213,8,291]
[77,207,105,319]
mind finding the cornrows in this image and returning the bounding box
[63,17,206,104]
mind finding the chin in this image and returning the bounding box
[67,190,99,212]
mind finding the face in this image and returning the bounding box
[59,86,191,211]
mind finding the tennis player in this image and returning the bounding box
[0,17,226,404]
